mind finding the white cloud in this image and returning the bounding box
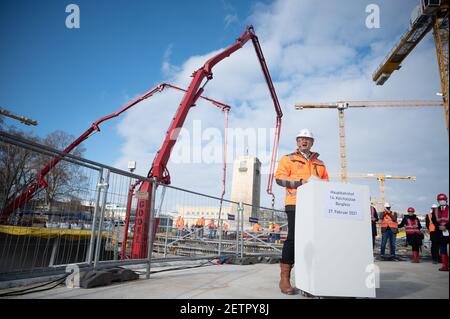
[161,44,180,79]
[115,0,448,214]
[224,14,239,28]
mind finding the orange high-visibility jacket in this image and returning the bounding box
[274,224,281,232]
[275,150,329,206]
[176,217,185,230]
[427,213,436,232]
[208,221,217,229]
[252,223,262,232]
[196,218,205,227]
[380,211,398,231]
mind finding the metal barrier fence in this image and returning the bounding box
[0,131,287,283]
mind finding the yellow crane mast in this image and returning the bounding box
[295,100,442,183]
[347,173,416,212]
[372,0,449,134]
[0,108,38,126]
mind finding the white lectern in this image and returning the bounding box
[294,180,376,298]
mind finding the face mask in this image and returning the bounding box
[408,212,414,216]
[439,200,447,206]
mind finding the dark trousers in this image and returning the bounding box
[437,231,449,255]
[439,242,448,255]
[281,206,295,264]
[431,242,440,261]
[380,229,397,257]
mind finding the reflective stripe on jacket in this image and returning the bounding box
[381,211,398,231]
[176,218,185,230]
[275,150,329,206]
[405,218,422,235]
[434,206,449,225]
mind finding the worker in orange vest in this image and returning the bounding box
[397,207,424,263]
[267,223,274,243]
[175,216,184,237]
[221,222,229,239]
[431,193,449,271]
[252,222,262,233]
[274,223,281,244]
[208,219,217,239]
[379,202,399,260]
[195,216,205,239]
[426,204,440,264]
[275,128,329,295]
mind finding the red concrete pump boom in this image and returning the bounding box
[2,25,283,263]
[129,25,283,259]
[0,83,230,223]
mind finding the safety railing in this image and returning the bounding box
[0,131,287,284]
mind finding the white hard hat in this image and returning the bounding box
[384,202,391,208]
[296,128,314,140]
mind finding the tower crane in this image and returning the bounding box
[295,100,442,182]
[0,108,38,126]
[372,0,449,134]
[346,173,416,212]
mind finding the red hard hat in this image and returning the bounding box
[437,193,448,201]
[407,207,415,213]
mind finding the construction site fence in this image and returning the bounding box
[0,131,287,283]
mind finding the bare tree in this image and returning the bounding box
[37,130,88,211]
[0,126,40,211]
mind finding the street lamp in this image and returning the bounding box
[128,161,136,173]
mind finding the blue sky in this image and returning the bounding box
[0,0,263,161]
[1,0,448,213]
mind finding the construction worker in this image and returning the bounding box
[274,223,281,244]
[221,222,229,239]
[268,222,274,243]
[431,193,449,271]
[426,204,440,264]
[397,207,424,263]
[275,128,329,295]
[175,216,184,238]
[252,222,262,233]
[195,216,205,239]
[190,223,196,238]
[379,202,399,260]
[370,203,379,249]
[208,219,217,239]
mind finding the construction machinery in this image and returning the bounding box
[295,100,442,182]
[346,173,416,212]
[1,25,283,261]
[128,26,282,259]
[0,83,231,222]
[0,108,38,126]
[372,0,449,133]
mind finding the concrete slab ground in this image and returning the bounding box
[2,259,448,299]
